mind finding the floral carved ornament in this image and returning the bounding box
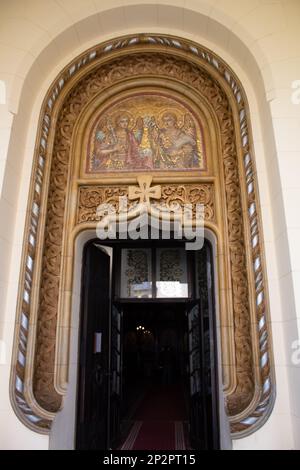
[10,35,274,439]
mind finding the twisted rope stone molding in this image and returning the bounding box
[10,34,275,438]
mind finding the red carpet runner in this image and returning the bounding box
[121,385,187,450]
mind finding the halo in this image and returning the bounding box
[111,110,135,129]
[157,108,184,128]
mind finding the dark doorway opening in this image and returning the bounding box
[120,302,189,450]
[76,239,220,450]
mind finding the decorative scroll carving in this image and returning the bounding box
[36,53,252,416]
[78,186,128,223]
[11,35,274,437]
[77,183,215,224]
[37,55,252,415]
[160,184,215,221]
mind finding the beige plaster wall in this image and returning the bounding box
[0,0,299,449]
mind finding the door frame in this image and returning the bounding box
[75,243,113,450]
[75,235,220,449]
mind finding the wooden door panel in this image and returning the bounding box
[76,243,111,450]
[187,242,219,450]
[110,303,122,448]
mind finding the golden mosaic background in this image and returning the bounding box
[86,93,206,173]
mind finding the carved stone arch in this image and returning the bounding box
[10,34,275,439]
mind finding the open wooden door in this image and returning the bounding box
[187,242,219,450]
[187,301,207,449]
[76,243,112,450]
[109,303,123,448]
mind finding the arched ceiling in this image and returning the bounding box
[2,0,298,113]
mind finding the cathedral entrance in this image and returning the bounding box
[76,239,219,450]
[120,302,188,450]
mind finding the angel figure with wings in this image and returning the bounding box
[92,113,144,170]
[149,112,200,169]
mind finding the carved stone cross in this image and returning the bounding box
[128,175,161,206]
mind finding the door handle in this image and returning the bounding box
[94,364,103,386]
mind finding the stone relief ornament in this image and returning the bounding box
[33,54,263,428]
[128,175,161,206]
[77,181,215,225]
[10,34,274,438]
[87,93,205,172]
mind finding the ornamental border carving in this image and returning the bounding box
[77,183,216,225]
[10,34,275,439]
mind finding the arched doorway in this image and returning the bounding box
[76,238,219,450]
[10,34,274,444]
